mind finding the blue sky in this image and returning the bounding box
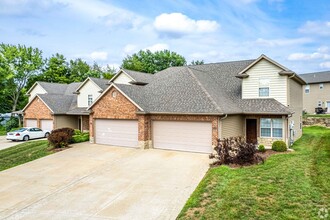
[0,0,329,73]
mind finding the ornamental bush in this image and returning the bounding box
[258,145,266,152]
[272,141,287,152]
[72,132,89,143]
[48,127,74,148]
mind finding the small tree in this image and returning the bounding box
[48,127,74,148]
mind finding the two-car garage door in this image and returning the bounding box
[153,121,213,153]
[95,119,138,148]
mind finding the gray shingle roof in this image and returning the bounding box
[90,77,109,90]
[122,69,154,83]
[38,82,69,94]
[114,59,292,115]
[300,71,330,84]
[38,94,75,114]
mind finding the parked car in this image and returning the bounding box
[6,127,50,141]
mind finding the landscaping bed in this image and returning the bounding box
[178,126,330,219]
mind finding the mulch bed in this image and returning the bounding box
[49,146,72,153]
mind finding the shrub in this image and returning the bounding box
[5,117,19,132]
[48,127,74,148]
[210,137,263,166]
[72,132,89,143]
[258,145,266,152]
[272,141,287,152]
[73,129,82,135]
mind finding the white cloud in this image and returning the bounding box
[320,62,330,69]
[144,43,169,52]
[255,37,312,47]
[123,44,138,54]
[299,21,330,36]
[90,51,108,61]
[153,13,219,37]
[288,52,330,61]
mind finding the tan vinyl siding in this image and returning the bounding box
[242,59,288,105]
[29,84,47,102]
[221,115,244,138]
[288,79,303,140]
[54,115,78,129]
[77,80,102,108]
[303,82,330,113]
[113,73,132,85]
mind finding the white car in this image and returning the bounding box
[6,127,50,141]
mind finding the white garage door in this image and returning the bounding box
[26,119,37,127]
[40,120,53,131]
[95,119,138,148]
[153,121,213,153]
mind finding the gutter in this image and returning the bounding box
[135,111,225,116]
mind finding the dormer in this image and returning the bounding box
[75,77,108,108]
[236,54,305,106]
[110,69,152,85]
[26,82,47,102]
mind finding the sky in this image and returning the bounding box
[0,0,329,74]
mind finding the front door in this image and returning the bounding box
[246,119,257,144]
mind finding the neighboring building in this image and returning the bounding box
[300,71,330,114]
[23,77,108,131]
[88,55,305,153]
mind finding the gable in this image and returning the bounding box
[77,79,102,108]
[91,87,138,119]
[242,58,288,105]
[28,83,47,102]
[112,72,134,85]
[24,96,53,119]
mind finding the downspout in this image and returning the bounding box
[218,114,228,141]
[286,113,293,148]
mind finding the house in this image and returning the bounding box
[23,77,108,131]
[88,55,305,153]
[300,71,330,114]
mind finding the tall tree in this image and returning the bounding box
[121,49,186,73]
[68,58,91,82]
[0,44,43,111]
[41,53,69,83]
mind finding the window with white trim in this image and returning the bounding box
[88,95,93,106]
[260,118,283,138]
[305,85,310,94]
[318,100,322,107]
[259,78,270,97]
[320,83,324,89]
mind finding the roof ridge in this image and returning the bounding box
[186,67,223,113]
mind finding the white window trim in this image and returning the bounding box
[305,85,310,94]
[88,94,93,106]
[259,87,270,97]
[318,100,322,107]
[260,118,283,138]
[319,83,324,89]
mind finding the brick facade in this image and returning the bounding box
[82,115,89,131]
[24,96,53,128]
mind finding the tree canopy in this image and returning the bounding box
[121,49,186,73]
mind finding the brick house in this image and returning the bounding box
[300,71,330,113]
[88,55,305,153]
[23,77,108,131]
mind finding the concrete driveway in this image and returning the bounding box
[0,142,209,220]
[0,136,47,151]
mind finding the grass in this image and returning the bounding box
[0,140,52,171]
[178,126,330,220]
[305,114,330,118]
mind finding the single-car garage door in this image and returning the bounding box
[41,119,53,131]
[95,119,138,148]
[153,121,213,153]
[26,119,37,127]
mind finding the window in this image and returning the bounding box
[320,83,324,89]
[318,100,322,107]
[112,91,117,98]
[305,85,310,94]
[259,78,270,97]
[259,88,269,97]
[260,118,283,138]
[88,95,93,106]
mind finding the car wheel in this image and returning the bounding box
[23,135,29,141]
[45,132,50,138]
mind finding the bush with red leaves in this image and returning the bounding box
[48,127,74,148]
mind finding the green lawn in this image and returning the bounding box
[178,126,330,220]
[305,114,330,118]
[0,140,52,171]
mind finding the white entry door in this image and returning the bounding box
[153,121,213,153]
[95,119,138,148]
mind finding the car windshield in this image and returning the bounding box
[14,128,27,132]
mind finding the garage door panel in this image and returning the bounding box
[26,119,37,127]
[153,121,212,153]
[40,120,53,131]
[95,119,138,148]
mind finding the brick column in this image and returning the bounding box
[137,115,151,149]
[89,112,94,143]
